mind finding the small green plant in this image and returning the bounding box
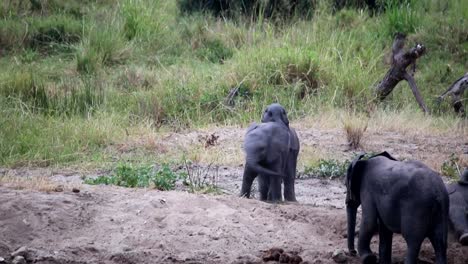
[303,159,350,180]
[153,165,185,191]
[85,163,185,190]
[441,153,462,179]
[182,160,220,194]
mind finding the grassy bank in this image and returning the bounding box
[0,0,466,167]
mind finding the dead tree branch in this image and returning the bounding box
[436,72,468,117]
[375,33,428,113]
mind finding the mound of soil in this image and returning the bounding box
[0,185,467,264]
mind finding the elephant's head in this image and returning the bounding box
[261,103,289,127]
[345,151,397,254]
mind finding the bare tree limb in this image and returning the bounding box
[375,34,428,113]
[436,73,468,117]
[404,72,428,113]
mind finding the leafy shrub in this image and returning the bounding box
[303,159,350,179]
[441,153,462,180]
[85,163,185,190]
[153,165,185,191]
[182,160,220,194]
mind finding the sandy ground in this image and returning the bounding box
[1,125,467,264]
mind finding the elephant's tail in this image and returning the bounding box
[245,159,282,178]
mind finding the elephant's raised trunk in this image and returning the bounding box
[346,202,358,255]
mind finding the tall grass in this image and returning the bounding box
[0,0,466,166]
[0,108,124,166]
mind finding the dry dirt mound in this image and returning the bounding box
[1,185,467,264]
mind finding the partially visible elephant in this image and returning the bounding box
[240,103,300,202]
[346,152,449,264]
[447,168,468,245]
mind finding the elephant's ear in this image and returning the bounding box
[246,122,259,134]
[346,153,367,205]
[370,151,398,161]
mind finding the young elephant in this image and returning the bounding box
[240,103,300,202]
[446,168,468,245]
[346,152,449,264]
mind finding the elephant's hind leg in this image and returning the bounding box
[258,174,270,201]
[358,206,378,264]
[378,221,393,264]
[283,150,298,202]
[403,236,424,264]
[428,227,447,264]
[402,223,426,264]
[240,165,257,198]
[265,163,283,203]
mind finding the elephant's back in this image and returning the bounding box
[368,158,447,200]
[243,122,289,153]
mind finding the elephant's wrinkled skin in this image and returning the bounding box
[447,168,468,246]
[240,104,300,202]
[346,152,449,264]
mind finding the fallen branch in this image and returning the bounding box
[436,72,468,117]
[375,33,428,113]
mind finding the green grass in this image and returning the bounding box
[0,0,466,167]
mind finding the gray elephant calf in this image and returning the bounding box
[240,103,300,202]
[447,168,468,245]
[346,152,449,264]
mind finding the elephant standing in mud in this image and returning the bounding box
[447,168,468,246]
[346,152,449,264]
[240,103,300,202]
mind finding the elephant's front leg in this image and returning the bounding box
[378,221,393,264]
[283,150,298,202]
[240,165,257,198]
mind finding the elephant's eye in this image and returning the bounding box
[268,112,272,116]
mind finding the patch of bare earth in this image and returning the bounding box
[0,124,467,263]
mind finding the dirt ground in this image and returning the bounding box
[1,125,467,264]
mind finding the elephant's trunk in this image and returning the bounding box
[346,202,358,255]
